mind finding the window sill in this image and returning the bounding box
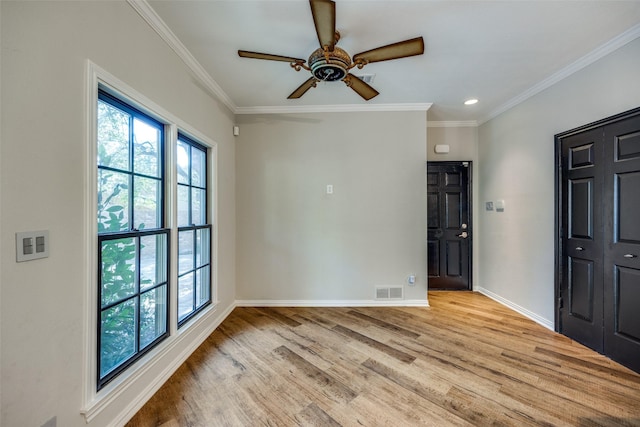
[82,300,231,424]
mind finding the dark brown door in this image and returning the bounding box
[603,116,640,373]
[427,162,471,290]
[560,128,605,352]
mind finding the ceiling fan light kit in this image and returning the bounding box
[308,44,351,81]
[238,0,424,101]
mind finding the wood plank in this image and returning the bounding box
[126,292,640,427]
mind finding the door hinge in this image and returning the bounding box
[557,297,563,309]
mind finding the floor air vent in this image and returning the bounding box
[376,286,403,300]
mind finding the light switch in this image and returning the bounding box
[16,230,49,262]
[23,238,34,255]
[326,184,333,194]
[36,236,46,253]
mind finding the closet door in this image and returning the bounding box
[603,115,640,373]
[560,128,605,352]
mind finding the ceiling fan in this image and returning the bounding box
[238,0,424,101]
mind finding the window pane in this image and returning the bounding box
[100,298,136,377]
[178,230,194,274]
[140,285,167,349]
[177,141,190,185]
[134,176,161,229]
[140,234,167,292]
[133,118,161,178]
[97,100,130,171]
[196,228,210,268]
[97,91,168,388]
[178,272,194,322]
[177,185,190,226]
[101,238,136,307]
[98,170,129,232]
[192,188,206,225]
[191,147,206,187]
[196,267,210,308]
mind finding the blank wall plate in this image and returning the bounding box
[16,230,49,262]
[434,144,450,154]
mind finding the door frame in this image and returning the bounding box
[554,105,640,333]
[426,161,473,291]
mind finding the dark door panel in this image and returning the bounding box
[427,162,471,290]
[560,128,604,352]
[603,115,640,373]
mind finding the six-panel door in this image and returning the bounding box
[427,162,471,290]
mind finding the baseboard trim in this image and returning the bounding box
[476,287,554,331]
[236,299,430,307]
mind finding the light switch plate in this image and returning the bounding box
[16,230,49,262]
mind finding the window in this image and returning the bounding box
[97,90,169,389]
[177,134,212,326]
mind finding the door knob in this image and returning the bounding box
[457,231,468,238]
[576,247,584,251]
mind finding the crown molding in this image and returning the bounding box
[129,1,639,122]
[235,103,432,115]
[127,0,237,113]
[481,22,640,125]
[126,1,431,117]
[427,120,478,128]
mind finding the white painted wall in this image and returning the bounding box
[426,125,479,289]
[1,2,235,426]
[2,0,639,425]
[235,111,428,304]
[477,37,640,328]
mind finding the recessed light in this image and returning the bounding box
[464,99,478,105]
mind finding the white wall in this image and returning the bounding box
[1,2,235,426]
[235,111,428,304]
[426,125,479,289]
[477,37,640,327]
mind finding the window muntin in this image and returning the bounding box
[177,135,212,326]
[97,90,169,389]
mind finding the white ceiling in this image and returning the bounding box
[144,0,640,123]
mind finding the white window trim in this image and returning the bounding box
[82,60,219,422]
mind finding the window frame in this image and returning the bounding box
[176,133,212,327]
[96,89,171,389]
[83,62,219,421]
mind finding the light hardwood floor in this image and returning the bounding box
[126,292,640,426]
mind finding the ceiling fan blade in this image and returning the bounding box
[238,50,305,63]
[288,77,319,99]
[344,74,379,101]
[353,37,424,65]
[310,0,336,50]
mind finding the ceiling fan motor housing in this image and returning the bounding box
[308,46,351,81]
